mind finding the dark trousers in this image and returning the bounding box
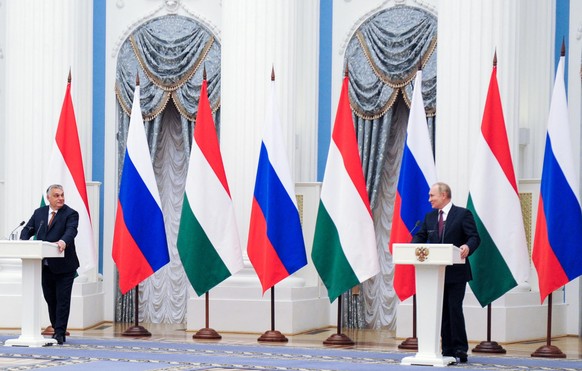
[41,266,75,336]
[441,281,468,355]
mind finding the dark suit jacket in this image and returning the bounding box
[412,204,480,283]
[20,204,80,274]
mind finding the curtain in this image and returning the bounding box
[114,14,221,323]
[342,5,437,330]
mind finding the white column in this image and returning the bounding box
[435,0,552,201]
[2,0,93,224]
[222,0,318,251]
[517,1,554,179]
[0,0,99,330]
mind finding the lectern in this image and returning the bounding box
[393,243,465,367]
[0,240,62,347]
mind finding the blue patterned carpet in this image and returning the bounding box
[1,336,581,370]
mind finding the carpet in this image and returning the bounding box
[1,335,581,370]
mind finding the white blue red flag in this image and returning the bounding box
[247,75,307,293]
[388,69,437,301]
[532,53,582,303]
[112,82,170,294]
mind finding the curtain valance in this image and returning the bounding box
[346,5,437,120]
[115,14,221,122]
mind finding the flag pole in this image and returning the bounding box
[398,294,418,350]
[257,286,288,342]
[193,292,222,340]
[122,286,151,336]
[531,293,566,358]
[472,303,506,353]
[323,292,354,346]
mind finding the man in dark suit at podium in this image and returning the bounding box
[412,182,480,363]
[21,184,79,345]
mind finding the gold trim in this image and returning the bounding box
[129,34,215,92]
[114,82,172,122]
[351,88,400,120]
[519,192,533,258]
[356,32,437,89]
[114,83,132,117]
[171,92,221,121]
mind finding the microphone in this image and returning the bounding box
[37,220,45,240]
[441,221,446,243]
[5,221,25,240]
[410,220,421,236]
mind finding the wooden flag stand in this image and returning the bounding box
[323,294,354,346]
[122,286,151,337]
[472,304,506,353]
[398,295,418,350]
[531,293,566,358]
[257,286,288,342]
[193,292,221,340]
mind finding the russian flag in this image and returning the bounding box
[112,81,170,295]
[388,69,437,302]
[247,73,307,293]
[532,53,582,303]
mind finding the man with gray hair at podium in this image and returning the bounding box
[412,182,480,363]
[20,184,79,345]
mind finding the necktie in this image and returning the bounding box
[48,211,56,228]
[438,210,444,238]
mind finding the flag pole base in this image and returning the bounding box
[122,325,152,337]
[398,337,418,350]
[192,328,222,340]
[531,345,566,358]
[472,341,506,353]
[323,333,355,346]
[258,330,288,343]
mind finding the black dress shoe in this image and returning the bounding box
[54,334,65,345]
[455,350,468,363]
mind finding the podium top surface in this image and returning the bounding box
[0,240,62,259]
[392,243,465,265]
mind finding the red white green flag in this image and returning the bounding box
[44,74,96,274]
[467,62,529,306]
[177,77,243,296]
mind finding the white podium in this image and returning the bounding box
[0,240,62,347]
[393,243,464,367]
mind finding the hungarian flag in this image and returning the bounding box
[112,80,170,294]
[388,69,436,302]
[44,73,96,274]
[311,74,380,302]
[177,77,243,296]
[467,61,530,307]
[532,53,582,303]
[247,74,307,293]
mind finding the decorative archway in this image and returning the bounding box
[114,14,221,323]
[343,4,437,329]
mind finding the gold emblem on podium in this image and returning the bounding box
[415,247,429,262]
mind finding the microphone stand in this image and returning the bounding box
[5,221,25,240]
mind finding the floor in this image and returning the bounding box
[0,323,580,369]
